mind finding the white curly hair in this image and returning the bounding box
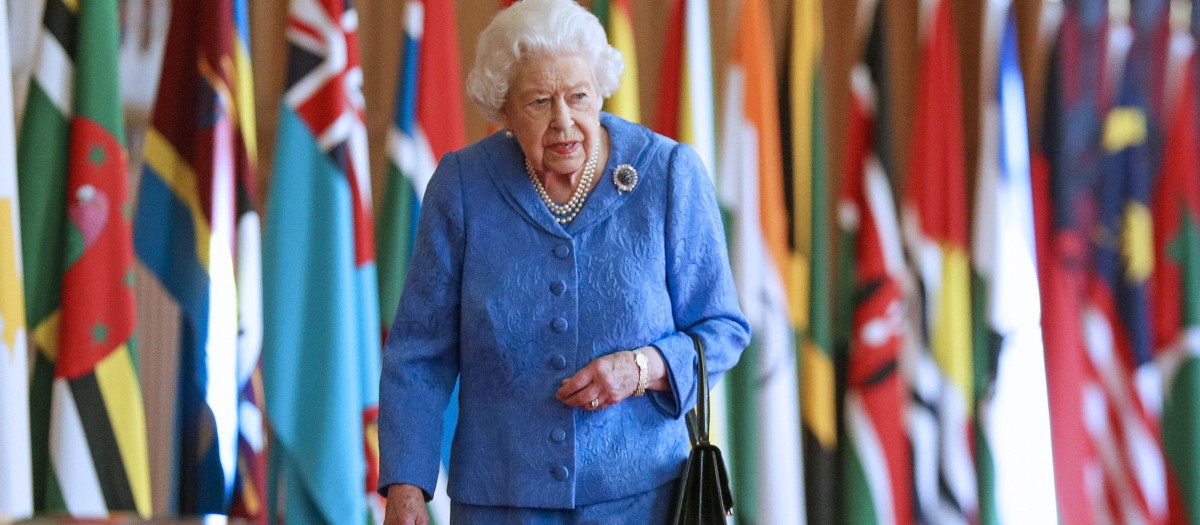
[466,0,624,124]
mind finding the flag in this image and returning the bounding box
[1032,2,1107,522]
[971,4,1058,524]
[262,0,381,522]
[652,0,716,177]
[229,1,266,521]
[717,0,805,522]
[132,0,261,517]
[1155,27,1200,525]
[779,0,834,522]
[902,1,975,522]
[0,0,33,518]
[592,0,639,122]
[19,0,151,517]
[836,48,915,525]
[377,1,465,522]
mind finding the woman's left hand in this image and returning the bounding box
[556,347,666,410]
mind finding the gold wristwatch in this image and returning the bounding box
[632,348,649,397]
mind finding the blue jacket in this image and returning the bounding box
[378,113,749,509]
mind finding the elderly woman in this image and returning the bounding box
[379,0,748,523]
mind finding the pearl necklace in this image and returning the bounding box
[526,142,600,224]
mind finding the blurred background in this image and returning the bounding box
[2,0,1197,524]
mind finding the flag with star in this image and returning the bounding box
[0,0,33,518]
[1078,3,1170,521]
[132,0,263,519]
[592,0,639,122]
[1155,25,1200,525]
[18,0,151,517]
[902,1,975,522]
[262,0,381,522]
[377,1,465,522]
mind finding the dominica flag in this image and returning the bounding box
[378,1,466,522]
[19,0,151,517]
[1155,25,1200,525]
[132,0,263,518]
[592,0,639,122]
[971,3,1057,523]
[903,0,975,522]
[718,0,805,522]
[0,0,33,518]
[262,0,381,522]
[779,1,835,522]
[835,4,914,522]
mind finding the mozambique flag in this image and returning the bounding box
[377,1,466,522]
[779,1,834,522]
[971,5,1057,523]
[1032,2,1107,522]
[18,0,150,517]
[1153,23,1200,525]
[262,0,381,522]
[717,0,805,522]
[592,0,639,122]
[0,0,33,516]
[903,1,975,522]
[132,0,263,518]
[836,30,915,524]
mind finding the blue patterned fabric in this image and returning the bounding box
[378,113,749,510]
[450,479,676,524]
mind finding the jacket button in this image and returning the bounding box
[550,429,567,443]
[551,465,569,481]
[553,245,571,259]
[552,318,568,332]
[550,280,566,295]
[549,354,567,370]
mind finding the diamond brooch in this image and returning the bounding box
[614,164,638,194]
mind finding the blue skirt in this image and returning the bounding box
[450,480,678,525]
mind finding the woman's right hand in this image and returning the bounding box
[383,483,429,525]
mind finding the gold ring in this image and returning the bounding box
[589,399,599,409]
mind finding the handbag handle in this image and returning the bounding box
[687,333,709,444]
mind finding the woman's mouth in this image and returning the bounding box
[547,142,580,156]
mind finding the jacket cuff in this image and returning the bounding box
[647,332,698,419]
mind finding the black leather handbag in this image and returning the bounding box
[670,333,734,525]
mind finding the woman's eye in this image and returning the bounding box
[532,97,550,106]
[573,92,588,101]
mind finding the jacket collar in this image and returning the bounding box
[483,112,650,239]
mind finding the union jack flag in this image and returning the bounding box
[284,0,375,266]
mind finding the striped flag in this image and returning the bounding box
[1032,2,1107,522]
[132,0,261,518]
[780,1,835,522]
[902,1,975,522]
[19,0,151,517]
[652,0,715,177]
[717,0,805,522]
[0,0,33,518]
[971,4,1057,523]
[1155,26,1200,525]
[592,0,639,122]
[377,1,465,522]
[1080,3,1170,521]
[836,53,914,525]
[262,0,381,522]
[228,1,267,521]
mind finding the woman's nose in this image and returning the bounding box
[550,99,571,130]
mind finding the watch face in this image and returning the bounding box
[635,353,648,367]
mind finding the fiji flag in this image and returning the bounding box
[262,0,381,523]
[377,1,465,523]
[133,0,261,517]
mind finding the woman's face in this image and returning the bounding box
[501,53,603,178]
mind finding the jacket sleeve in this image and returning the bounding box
[377,152,465,500]
[647,142,750,419]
